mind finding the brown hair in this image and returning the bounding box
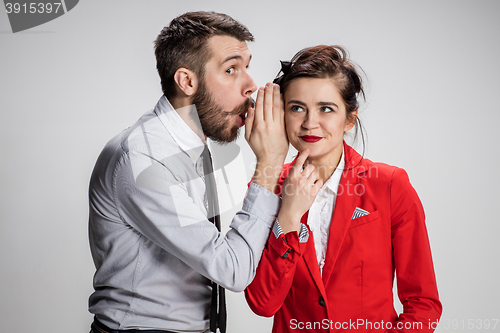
[154,11,254,99]
[275,45,366,156]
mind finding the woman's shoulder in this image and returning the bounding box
[357,156,410,180]
[356,157,419,199]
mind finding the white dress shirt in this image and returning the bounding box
[88,96,281,332]
[307,150,345,275]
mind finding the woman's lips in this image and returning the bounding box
[300,135,323,143]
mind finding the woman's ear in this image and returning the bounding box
[173,68,198,97]
[345,109,359,132]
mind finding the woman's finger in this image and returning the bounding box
[290,149,310,177]
[311,178,324,192]
[301,164,316,177]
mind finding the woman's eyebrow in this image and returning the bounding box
[318,101,339,108]
[287,100,339,108]
[287,100,306,106]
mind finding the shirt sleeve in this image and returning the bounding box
[113,149,281,292]
[272,220,309,244]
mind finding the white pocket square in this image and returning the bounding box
[352,207,369,220]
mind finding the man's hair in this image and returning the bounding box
[154,11,254,100]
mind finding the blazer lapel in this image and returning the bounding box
[300,212,328,298]
[322,144,363,286]
[277,147,364,296]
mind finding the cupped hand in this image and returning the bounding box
[245,82,288,167]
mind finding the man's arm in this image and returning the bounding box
[113,149,280,292]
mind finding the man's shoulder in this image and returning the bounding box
[94,107,181,171]
[101,108,179,159]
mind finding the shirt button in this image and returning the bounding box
[319,296,326,307]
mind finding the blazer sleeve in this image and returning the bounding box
[387,168,442,332]
[244,223,307,317]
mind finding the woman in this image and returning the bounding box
[245,45,442,332]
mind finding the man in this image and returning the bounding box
[88,11,289,333]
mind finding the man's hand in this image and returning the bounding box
[278,150,323,234]
[245,82,289,193]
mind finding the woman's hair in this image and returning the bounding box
[274,45,366,160]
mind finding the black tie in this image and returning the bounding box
[202,144,227,333]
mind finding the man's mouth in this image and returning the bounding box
[237,112,246,127]
[235,98,254,127]
[299,135,323,143]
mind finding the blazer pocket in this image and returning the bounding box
[348,210,379,229]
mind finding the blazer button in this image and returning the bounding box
[318,296,326,307]
[281,248,291,259]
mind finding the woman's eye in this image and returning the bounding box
[290,105,304,112]
[320,106,334,113]
[226,67,235,74]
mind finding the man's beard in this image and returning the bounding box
[192,79,253,143]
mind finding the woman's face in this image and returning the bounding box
[284,77,356,164]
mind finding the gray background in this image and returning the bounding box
[1,0,499,332]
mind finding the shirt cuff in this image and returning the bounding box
[272,220,309,243]
[242,182,282,226]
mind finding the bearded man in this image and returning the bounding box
[87,11,288,333]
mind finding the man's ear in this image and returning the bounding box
[345,109,359,132]
[173,68,198,97]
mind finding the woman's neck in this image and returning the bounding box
[304,148,343,185]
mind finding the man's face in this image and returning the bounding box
[193,35,257,143]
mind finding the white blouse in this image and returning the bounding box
[307,150,345,275]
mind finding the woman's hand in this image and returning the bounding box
[278,150,323,234]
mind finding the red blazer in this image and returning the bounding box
[245,143,442,332]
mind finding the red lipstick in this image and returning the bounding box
[300,135,323,143]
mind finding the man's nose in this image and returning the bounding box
[243,70,257,97]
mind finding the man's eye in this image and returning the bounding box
[291,105,304,112]
[226,67,235,74]
[320,106,334,113]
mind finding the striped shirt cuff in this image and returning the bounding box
[272,220,309,243]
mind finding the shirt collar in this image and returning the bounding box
[322,147,345,194]
[154,95,205,164]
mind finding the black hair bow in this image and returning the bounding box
[273,60,292,86]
